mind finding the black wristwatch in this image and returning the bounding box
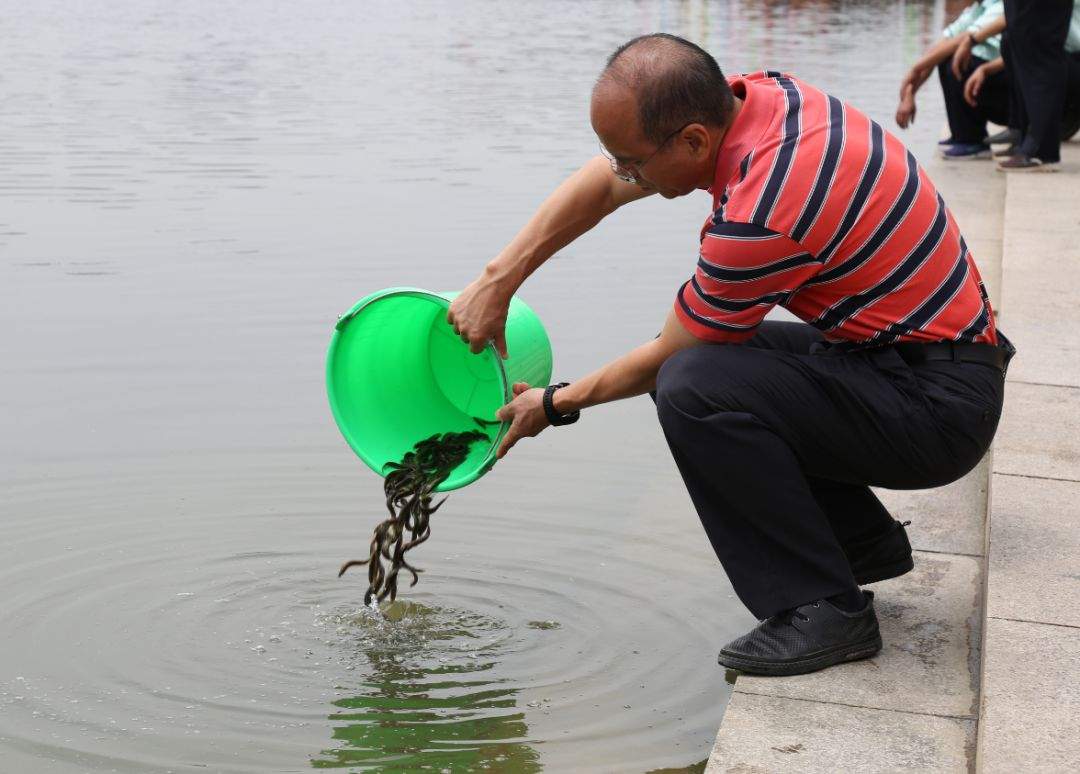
[543,382,580,426]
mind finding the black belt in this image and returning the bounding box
[892,339,1013,373]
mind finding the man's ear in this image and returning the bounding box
[685,124,712,157]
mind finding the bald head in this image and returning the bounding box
[594,34,734,145]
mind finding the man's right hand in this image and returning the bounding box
[446,270,513,358]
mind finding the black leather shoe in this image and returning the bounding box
[719,592,882,676]
[843,519,914,585]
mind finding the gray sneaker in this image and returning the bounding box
[987,127,1020,145]
[719,592,882,676]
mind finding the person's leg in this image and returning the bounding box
[649,321,898,556]
[1063,52,1080,141]
[1007,0,1072,162]
[937,58,989,143]
[974,64,1012,131]
[652,334,985,620]
[1002,32,1027,143]
[732,323,899,547]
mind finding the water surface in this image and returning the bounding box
[1,1,947,771]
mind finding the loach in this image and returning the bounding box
[338,430,489,605]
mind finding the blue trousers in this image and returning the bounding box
[649,322,1005,619]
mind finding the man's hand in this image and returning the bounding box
[493,382,549,459]
[898,68,918,98]
[447,271,512,358]
[964,64,988,107]
[895,84,917,129]
[952,34,974,81]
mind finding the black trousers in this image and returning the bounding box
[938,55,1010,143]
[1004,0,1073,161]
[1005,36,1080,140]
[649,322,1005,620]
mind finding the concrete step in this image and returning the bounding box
[975,142,1080,773]
[708,548,983,773]
[710,692,973,773]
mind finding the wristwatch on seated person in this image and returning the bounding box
[543,382,580,426]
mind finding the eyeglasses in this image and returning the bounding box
[598,121,696,184]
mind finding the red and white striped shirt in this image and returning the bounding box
[674,71,998,347]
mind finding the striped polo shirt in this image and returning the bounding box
[675,71,999,348]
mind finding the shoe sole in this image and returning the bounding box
[996,164,1059,173]
[719,634,883,677]
[854,555,914,585]
[941,151,992,161]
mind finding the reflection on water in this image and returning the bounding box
[1,0,950,771]
[312,603,540,772]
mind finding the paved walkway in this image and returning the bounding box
[706,142,1078,773]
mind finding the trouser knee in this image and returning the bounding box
[654,346,721,428]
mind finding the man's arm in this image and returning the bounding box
[902,35,964,96]
[486,155,656,290]
[553,307,701,414]
[951,15,1006,79]
[493,308,701,459]
[896,35,965,128]
[448,156,655,356]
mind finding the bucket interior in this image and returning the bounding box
[327,292,506,491]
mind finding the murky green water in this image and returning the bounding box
[1,0,947,771]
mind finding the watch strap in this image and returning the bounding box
[543,382,580,426]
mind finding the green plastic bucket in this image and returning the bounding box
[326,287,553,492]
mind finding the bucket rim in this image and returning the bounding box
[326,286,511,491]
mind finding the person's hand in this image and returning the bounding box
[446,271,512,358]
[895,87,917,129]
[952,34,974,81]
[898,68,918,98]
[493,382,549,459]
[964,64,989,107]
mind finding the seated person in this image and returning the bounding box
[895,1,1007,159]
[958,2,1080,163]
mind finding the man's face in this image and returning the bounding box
[589,85,706,199]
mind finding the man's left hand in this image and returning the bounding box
[494,382,551,459]
[952,35,974,81]
[963,65,988,107]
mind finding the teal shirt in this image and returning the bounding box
[943,1,1005,62]
[1067,1,1080,54]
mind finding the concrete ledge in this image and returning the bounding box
[976,618,1080,772]
[975,141,1080,773]
[730,553,981,719]
[708,547,986,773]
[709,692,974,773]
[994,381,1080,481]
[986,474,1080,627]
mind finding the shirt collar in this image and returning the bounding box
[709,76,780,198]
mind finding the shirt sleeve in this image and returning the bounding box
[942,3,979,39]
[674,221,823,344]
